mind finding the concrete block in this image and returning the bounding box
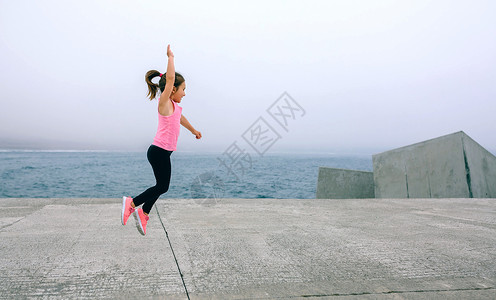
[316,167,374,199]
[373,131,496,198]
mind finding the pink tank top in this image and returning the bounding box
[152,99,182,151]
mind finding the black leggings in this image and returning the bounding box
[133,145,173,214]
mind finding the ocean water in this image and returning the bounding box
[0,151,373,199]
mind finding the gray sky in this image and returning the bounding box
[1,0,495,154]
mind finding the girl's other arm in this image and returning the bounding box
[181,115,202,139]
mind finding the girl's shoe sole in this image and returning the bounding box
[134,210,145,236]
[121,196,127,225]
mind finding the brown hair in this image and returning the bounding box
[145,70,185,100]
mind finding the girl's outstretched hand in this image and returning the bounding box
[193,130,202,139]
[167,44,174,58]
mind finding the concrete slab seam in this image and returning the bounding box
[241,286,496,299]
[154,205,190,300]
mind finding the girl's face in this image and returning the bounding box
[171,81,186,103]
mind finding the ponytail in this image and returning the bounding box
[145,70,161,100]
[145,70,185,101]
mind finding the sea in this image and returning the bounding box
[0,150,373,199]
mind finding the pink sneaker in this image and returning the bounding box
[134,208,149,236]
[121,196,135,225]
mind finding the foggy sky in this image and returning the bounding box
[1,0,495,154]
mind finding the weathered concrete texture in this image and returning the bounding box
[373,131,496,198]
[159,198,496,299]
[316,167,374,199]
[1,198,496,299]
[0,198,186,300]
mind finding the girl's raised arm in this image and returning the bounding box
[159,45,176,104]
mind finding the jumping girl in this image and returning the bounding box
[122,44,202,235]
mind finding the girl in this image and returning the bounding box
[122,44,202,235]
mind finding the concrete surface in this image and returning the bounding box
[373,131,496,198]
[1,198,495,299]
[316,167,374,199]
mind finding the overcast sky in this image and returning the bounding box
[1,0,495,154]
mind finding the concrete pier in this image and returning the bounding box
[1,198,495,299]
